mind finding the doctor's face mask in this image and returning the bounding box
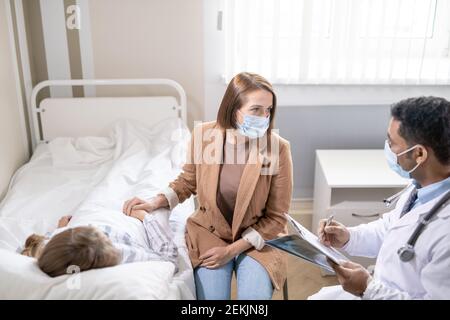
[384,140,422,179]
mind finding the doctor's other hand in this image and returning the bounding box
[318,219,350,248]
[328,259,371,297]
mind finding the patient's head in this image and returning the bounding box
[21,234,46,258]
[35,226,121,277]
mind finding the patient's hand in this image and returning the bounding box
[128,209,147,222]
[57,215,72,228]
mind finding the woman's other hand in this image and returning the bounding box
[199,246,234,269]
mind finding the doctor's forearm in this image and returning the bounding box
[363,278,415,300]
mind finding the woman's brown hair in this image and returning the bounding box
[216,72,277,132]
[37,226,121,277]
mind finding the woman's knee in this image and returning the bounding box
[235,255,273,300]
[194,264,233,300]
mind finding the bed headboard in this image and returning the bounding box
[30,79,187,150]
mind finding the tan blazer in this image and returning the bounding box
[168,121,293,290]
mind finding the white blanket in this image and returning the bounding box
[0,118,195,299]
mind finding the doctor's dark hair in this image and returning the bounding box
[391,96,450,165]
[216,72,277,132]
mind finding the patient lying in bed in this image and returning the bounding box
[21,210,178,277]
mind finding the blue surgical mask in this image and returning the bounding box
[236,110,270,139]
[384,140,421,179]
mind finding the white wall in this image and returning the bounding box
[203,0,450,198]
[0,0,29,200]
[87,0,204,128]
[23,0,204,129]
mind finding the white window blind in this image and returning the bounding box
[224,0,450,84]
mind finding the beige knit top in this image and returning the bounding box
[216,133,250,226]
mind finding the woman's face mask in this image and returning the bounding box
[384,140,421,179]
[236,110,270,139]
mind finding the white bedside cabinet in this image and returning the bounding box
[312,150,409,272]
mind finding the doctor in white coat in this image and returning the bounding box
[309,96,450,300]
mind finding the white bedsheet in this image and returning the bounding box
[0,118,196,299]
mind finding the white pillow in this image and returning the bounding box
[0,248,176,299]
[0,217,53,252]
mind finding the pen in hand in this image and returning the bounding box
[325,215,334,228]
[319,215,351,248]
[321,215,334,243]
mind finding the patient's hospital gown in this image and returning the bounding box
[45,214,178,269]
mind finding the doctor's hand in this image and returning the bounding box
[328,259,371,297]
[318,219,350,248]
[199,246,234,269]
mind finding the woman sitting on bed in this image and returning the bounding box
[124,72,293,300]
[21,210,178,277]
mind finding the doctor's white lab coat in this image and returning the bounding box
[309,187,450,300]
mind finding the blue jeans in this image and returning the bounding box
[194,254,273,300]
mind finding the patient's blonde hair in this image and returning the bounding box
[36,226,121,277]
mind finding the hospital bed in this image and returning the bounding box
[0,79,196,299]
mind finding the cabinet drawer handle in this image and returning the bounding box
[351,213,381,218]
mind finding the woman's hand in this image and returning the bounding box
[198,239,252,269]
[199,246,234,269]
[57,215,72,228]
[122,195,169,216]
[123,197,150,215]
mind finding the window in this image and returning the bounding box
[224,0,450,84]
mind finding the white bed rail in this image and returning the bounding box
[30,79,187,150]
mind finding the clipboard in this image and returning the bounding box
[265,214,349,273]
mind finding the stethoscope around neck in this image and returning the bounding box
[383,187,450,262]
[382,182,414,207]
